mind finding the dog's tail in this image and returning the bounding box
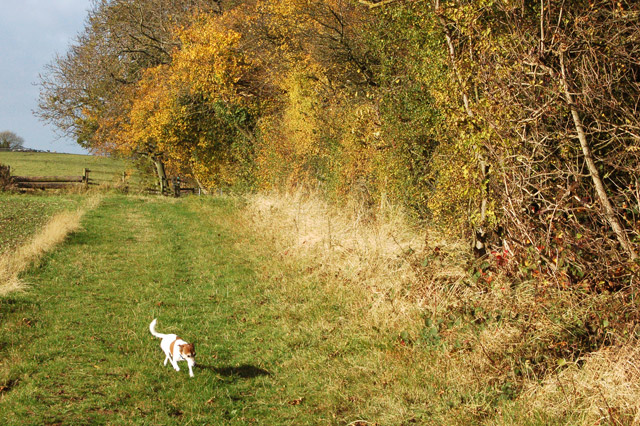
[149,318,168,339]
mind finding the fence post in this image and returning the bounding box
[173,176,181,197]
[83,168,89,186]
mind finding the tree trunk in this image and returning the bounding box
[559,53,637,260]
[193,175,209,195]
[153,156,168,195]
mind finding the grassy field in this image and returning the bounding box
[0,194,574,425]
[0,191,635,424]
[0,151,143,187]
[0,193,84,255]
[2,195,431,425]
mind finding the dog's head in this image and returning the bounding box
[179,343,196,367]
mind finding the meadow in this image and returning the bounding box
[0,193,83,255]
[0,194,526,425]
[0,154,638,424]
[0,151,143,187]
[2,195,434,425]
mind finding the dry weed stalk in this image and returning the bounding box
[0,195,101,296]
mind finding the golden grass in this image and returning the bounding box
[521,342,640,424]
[243,189,449,331]
[0,195,102,296]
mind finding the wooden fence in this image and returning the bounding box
[170,176,198,197]
[7,167,91,190]
[1,165,200,195]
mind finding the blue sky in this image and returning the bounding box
[0,0,91,154]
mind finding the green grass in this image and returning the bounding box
[0,151,142,186]
[0,193,83,255]
[0,195,567,425]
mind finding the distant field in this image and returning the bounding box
[0,151,142,186]
[0,193,83,255]
[0,152,145,253]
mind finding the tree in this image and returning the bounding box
[475,0,640,264]
[353,0,638,282]
[101,11,262,192]
[36,0,223,151]
[36,0,227,192]
[0,131,25,150]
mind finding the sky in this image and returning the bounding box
[0,0,91,155]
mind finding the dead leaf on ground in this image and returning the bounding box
[287,397,304,405]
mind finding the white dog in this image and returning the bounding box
[149,318,196,377]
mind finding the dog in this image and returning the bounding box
[149,318,196,377]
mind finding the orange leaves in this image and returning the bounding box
[172,16,247,102]
[94,10,262,190]
[129,66,172,146]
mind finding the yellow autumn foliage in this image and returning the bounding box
[99,11,258,190]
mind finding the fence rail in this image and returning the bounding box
[13,176,84,183]
[6,167,91,190]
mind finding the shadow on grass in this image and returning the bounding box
[198,364,271,379]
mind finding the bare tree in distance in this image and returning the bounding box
[0,131,25,151]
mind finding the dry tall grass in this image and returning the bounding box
[520,343,640,424]
[243,190,469,331]
[0,195,101,296]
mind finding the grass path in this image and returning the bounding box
[0,196,289,425]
